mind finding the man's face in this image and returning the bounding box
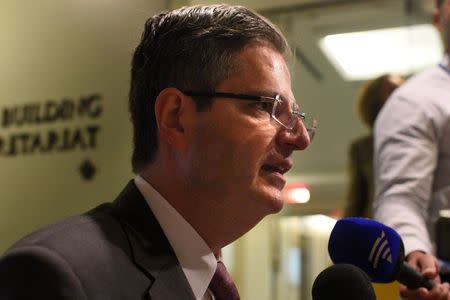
[180,43,311,227]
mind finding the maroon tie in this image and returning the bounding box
[209,261,240,300]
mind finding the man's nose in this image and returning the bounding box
[277,119,312,151]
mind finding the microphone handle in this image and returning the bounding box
[397,262,435,290]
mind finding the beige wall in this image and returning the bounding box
[0,0,167,253]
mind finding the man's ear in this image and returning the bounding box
[154,87,192,152]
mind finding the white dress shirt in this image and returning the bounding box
[134,175,217,300]
[374,54,450,255]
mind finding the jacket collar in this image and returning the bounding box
[111,180,196,299]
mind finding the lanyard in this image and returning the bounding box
[439,55,450,75]
[439,63,450,75]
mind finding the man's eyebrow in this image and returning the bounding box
[277,93,296,104]
[243,89,296,104]
[249,90,285,99]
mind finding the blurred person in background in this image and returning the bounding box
[374,0,450,299]
[345,74,403,218]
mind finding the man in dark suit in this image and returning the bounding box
[344,74,403,218]
[0,4,315,299]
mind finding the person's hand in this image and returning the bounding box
[400,282,450,300]
[400,251,450,300]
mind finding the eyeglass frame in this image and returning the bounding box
[183,91,317,140]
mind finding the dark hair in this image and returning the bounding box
[129,5,289,172]
[357,74,402,129]
[437,0,444,8]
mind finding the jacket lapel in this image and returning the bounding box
[111,180,196,300]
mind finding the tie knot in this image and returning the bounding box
[209,261,240,300]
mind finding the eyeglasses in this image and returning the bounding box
[183,91,317,140]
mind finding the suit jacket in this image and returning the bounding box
[344,135,374,218]
[0,180,196,300]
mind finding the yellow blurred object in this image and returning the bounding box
[373,281,400,300]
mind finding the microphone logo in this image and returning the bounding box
[368,230,392,268]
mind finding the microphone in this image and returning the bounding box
[328,217,434,290]
[312,263,376,300]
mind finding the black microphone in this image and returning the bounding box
[312,263,377,300]
[328,217,434,290]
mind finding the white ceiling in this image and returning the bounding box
[187,0,435,13]
[188,0,337,11]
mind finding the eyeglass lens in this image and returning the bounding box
[273,98,292,128]
[274,99,311,128]
[274,98,316,138]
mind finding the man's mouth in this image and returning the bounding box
[261,163,291,175]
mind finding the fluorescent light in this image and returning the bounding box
[319,24,443,81]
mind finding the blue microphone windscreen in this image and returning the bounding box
[328,217,403,283]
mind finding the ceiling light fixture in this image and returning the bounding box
[319,24,443,81]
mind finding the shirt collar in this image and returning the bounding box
[134,175,216,300]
